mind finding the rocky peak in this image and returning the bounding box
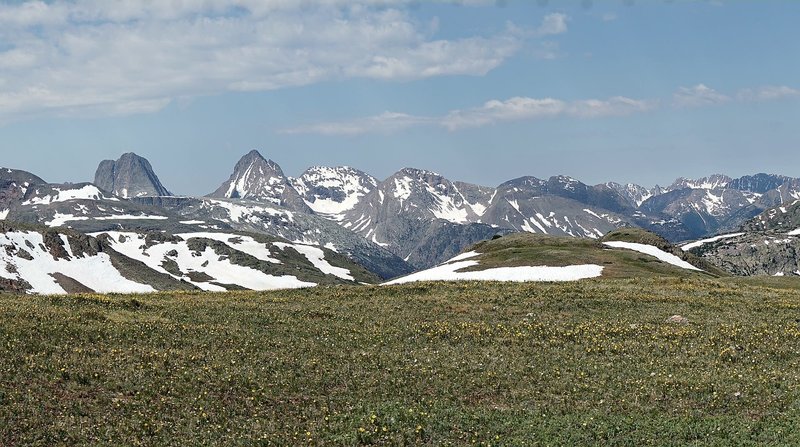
[668,174,731,191]
[94,152,172,198]
[290,166,377,217]
[208,150,311,213]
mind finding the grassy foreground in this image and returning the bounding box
[2,278,800,445]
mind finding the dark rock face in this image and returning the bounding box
[0,168,46,210]
[94,153,172,198]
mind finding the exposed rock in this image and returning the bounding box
[665,315,689,325]
[94,152,172,198]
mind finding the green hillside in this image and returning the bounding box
[453,229,727,279]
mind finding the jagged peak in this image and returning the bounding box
[669,174,731,190]
[393,167,443,180]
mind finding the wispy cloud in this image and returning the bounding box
[535,13,569,37]
[0,0,553,122]
[284,81,800,136]
[737,85,800,102]
[674,83,800,108]
[672,84,731,108]
[281,95,655,135]
[281,112,433,136]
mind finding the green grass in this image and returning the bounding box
[468,232,727,279]
[2,277,800,445]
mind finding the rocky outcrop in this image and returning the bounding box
[94,153,172,198]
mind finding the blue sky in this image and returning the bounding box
[0,0,798,195]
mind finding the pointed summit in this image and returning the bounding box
[94,152,172,198]
[208,150,311,212]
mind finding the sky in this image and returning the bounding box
[0,0,799,195]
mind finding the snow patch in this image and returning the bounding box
[46,213,168,227]
[384,260,603,285]
[446,251,481,263]
[583,209,601,219]
[393,177,413,201]
[274,242,354,281]
[177,232,281,264]
[681,233,745,251]
[0,209,8,220]
[603,241,702,271]
[370,234,389,248]
[789,228,800,236]
[23,185,109,205]
[206,199,294,223]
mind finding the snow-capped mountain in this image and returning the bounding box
[667,174,732,192]
[6,149,800,288]
[478,176,630,239]
[605,182,661,208]
[339,168,505,268]
[683,200,800,276]
[208,150,311,213]
[94,152,172,198]
[132,196,414,280]
[638,173,800,240]
[290,166,378,218]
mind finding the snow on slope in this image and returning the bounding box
[23,185,114,205]
[46,213,168,227]
[603,241,702,271]
[681,233,745,251]
[99,232,315,291]
[384,251,603,285]
[274,242,354,281]
[176,232,281,264]
[0,231,155,294]
[789,228,800,236]
[291,166,377,217]
[205,199,294,223]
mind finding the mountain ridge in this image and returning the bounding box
[3,151,800,284]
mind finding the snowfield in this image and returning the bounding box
[23,185,112,205]
[176,232,282,264]
[46,213,168,227]
[0,231,155,294]
[603,241,702,271]
[681,233,745,251]
[274,242,355,281]
[384,251,603,285]
[99,232,317,291]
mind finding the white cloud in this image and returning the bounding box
[282,94,654,135]
[442,97,566,130]
[281,112,432,136]
[673,83,800,108]
[737,85,800,102]
[0,0,551,122]
[673,84,731,108]
[535,13,569,37]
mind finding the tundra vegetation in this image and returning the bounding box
[2,277,800,445]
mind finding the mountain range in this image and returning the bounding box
[1,149,799,293]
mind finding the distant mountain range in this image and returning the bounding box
[1,149,800,293]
